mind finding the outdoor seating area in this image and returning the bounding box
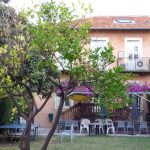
[57,119,150,136]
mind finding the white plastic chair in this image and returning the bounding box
[139,122,148,134]
[80,119,90,134]
[127,121,135,134]
[95,119,104,134]
[116,121,126,134]
[61,124,74,143]
[106,119,115,134]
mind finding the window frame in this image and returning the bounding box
[91,37,109,51]
[124,37,143,57]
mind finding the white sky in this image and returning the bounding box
[8,0,150,16]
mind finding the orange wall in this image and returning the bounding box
[91,30,150,75]
[90,30,150,58]
[34,95,55,128]
[90,30,150,120]
[35,30,150,127]
[34,72,73,128]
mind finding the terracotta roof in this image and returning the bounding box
[86,16,150,30]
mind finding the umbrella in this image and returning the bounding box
[99,106,108,119]
[67,92,94,102]
[131,101,139,121]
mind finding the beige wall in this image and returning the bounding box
[90,30,150,58]
[34,72,74,128]
[34,95,55,128]
[35,30,150,127]
[91,30,150,76]
[91,30,150,121]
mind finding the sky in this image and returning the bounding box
[8,0,150,16]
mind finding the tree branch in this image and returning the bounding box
[10,95,27,120]
[33,90,53,118]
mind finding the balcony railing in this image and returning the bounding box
[117,57,150,73]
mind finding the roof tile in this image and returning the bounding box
[88,16,150,30]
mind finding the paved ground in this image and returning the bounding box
[38,128,50,136]
[38,128,150,137]
[38,128,87,136]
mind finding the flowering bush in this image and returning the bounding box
[128,82,150,92]
[56,81,94,96]
[57,81,150,96]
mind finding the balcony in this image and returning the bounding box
[117,57,150,73]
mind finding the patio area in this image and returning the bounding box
[56,119,150,136]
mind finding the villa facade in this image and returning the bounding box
[35,16,150,127]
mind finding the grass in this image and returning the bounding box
[0,135,150,150]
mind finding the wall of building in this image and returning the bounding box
[91,30,150,121]
[35,30,150,127]
[90,30,150,58]
[34,72,74,128]
[34,95,55,128]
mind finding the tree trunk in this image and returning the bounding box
[41,96,65,150]
[19,120,32,150]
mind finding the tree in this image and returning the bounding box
[0,1,130,150]
[0,0,10,3]
[0,1,92,150]
[81,43,131,112]
[0,98,15,124]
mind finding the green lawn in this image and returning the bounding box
[0,136,150,150]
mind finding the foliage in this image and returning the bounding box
[0,98,15,124]
[77,43,131,110]
[0,1,92,149]
[0,0,10,3]
[0,4,17,47]
[0,0,130,149]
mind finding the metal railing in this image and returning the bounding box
[117,57,150,72]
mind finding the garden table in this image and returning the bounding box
[89,122,105,135]
[0,123,39,138]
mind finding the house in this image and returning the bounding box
[35,16,150,127]
[89,16,150,122]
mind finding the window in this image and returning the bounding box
[64,98,70,107]
[91,37,109,69]
[114,19,135,24]
[129,94,143,112]
[125,38,142,57]
[91,37,108,53]
[136,96,141,111]
[55,52,69,70]
[54,94,72,109]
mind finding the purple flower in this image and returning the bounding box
[128,82,150,92]
[56,81,94,96]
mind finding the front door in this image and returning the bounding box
[125,38,142,70]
